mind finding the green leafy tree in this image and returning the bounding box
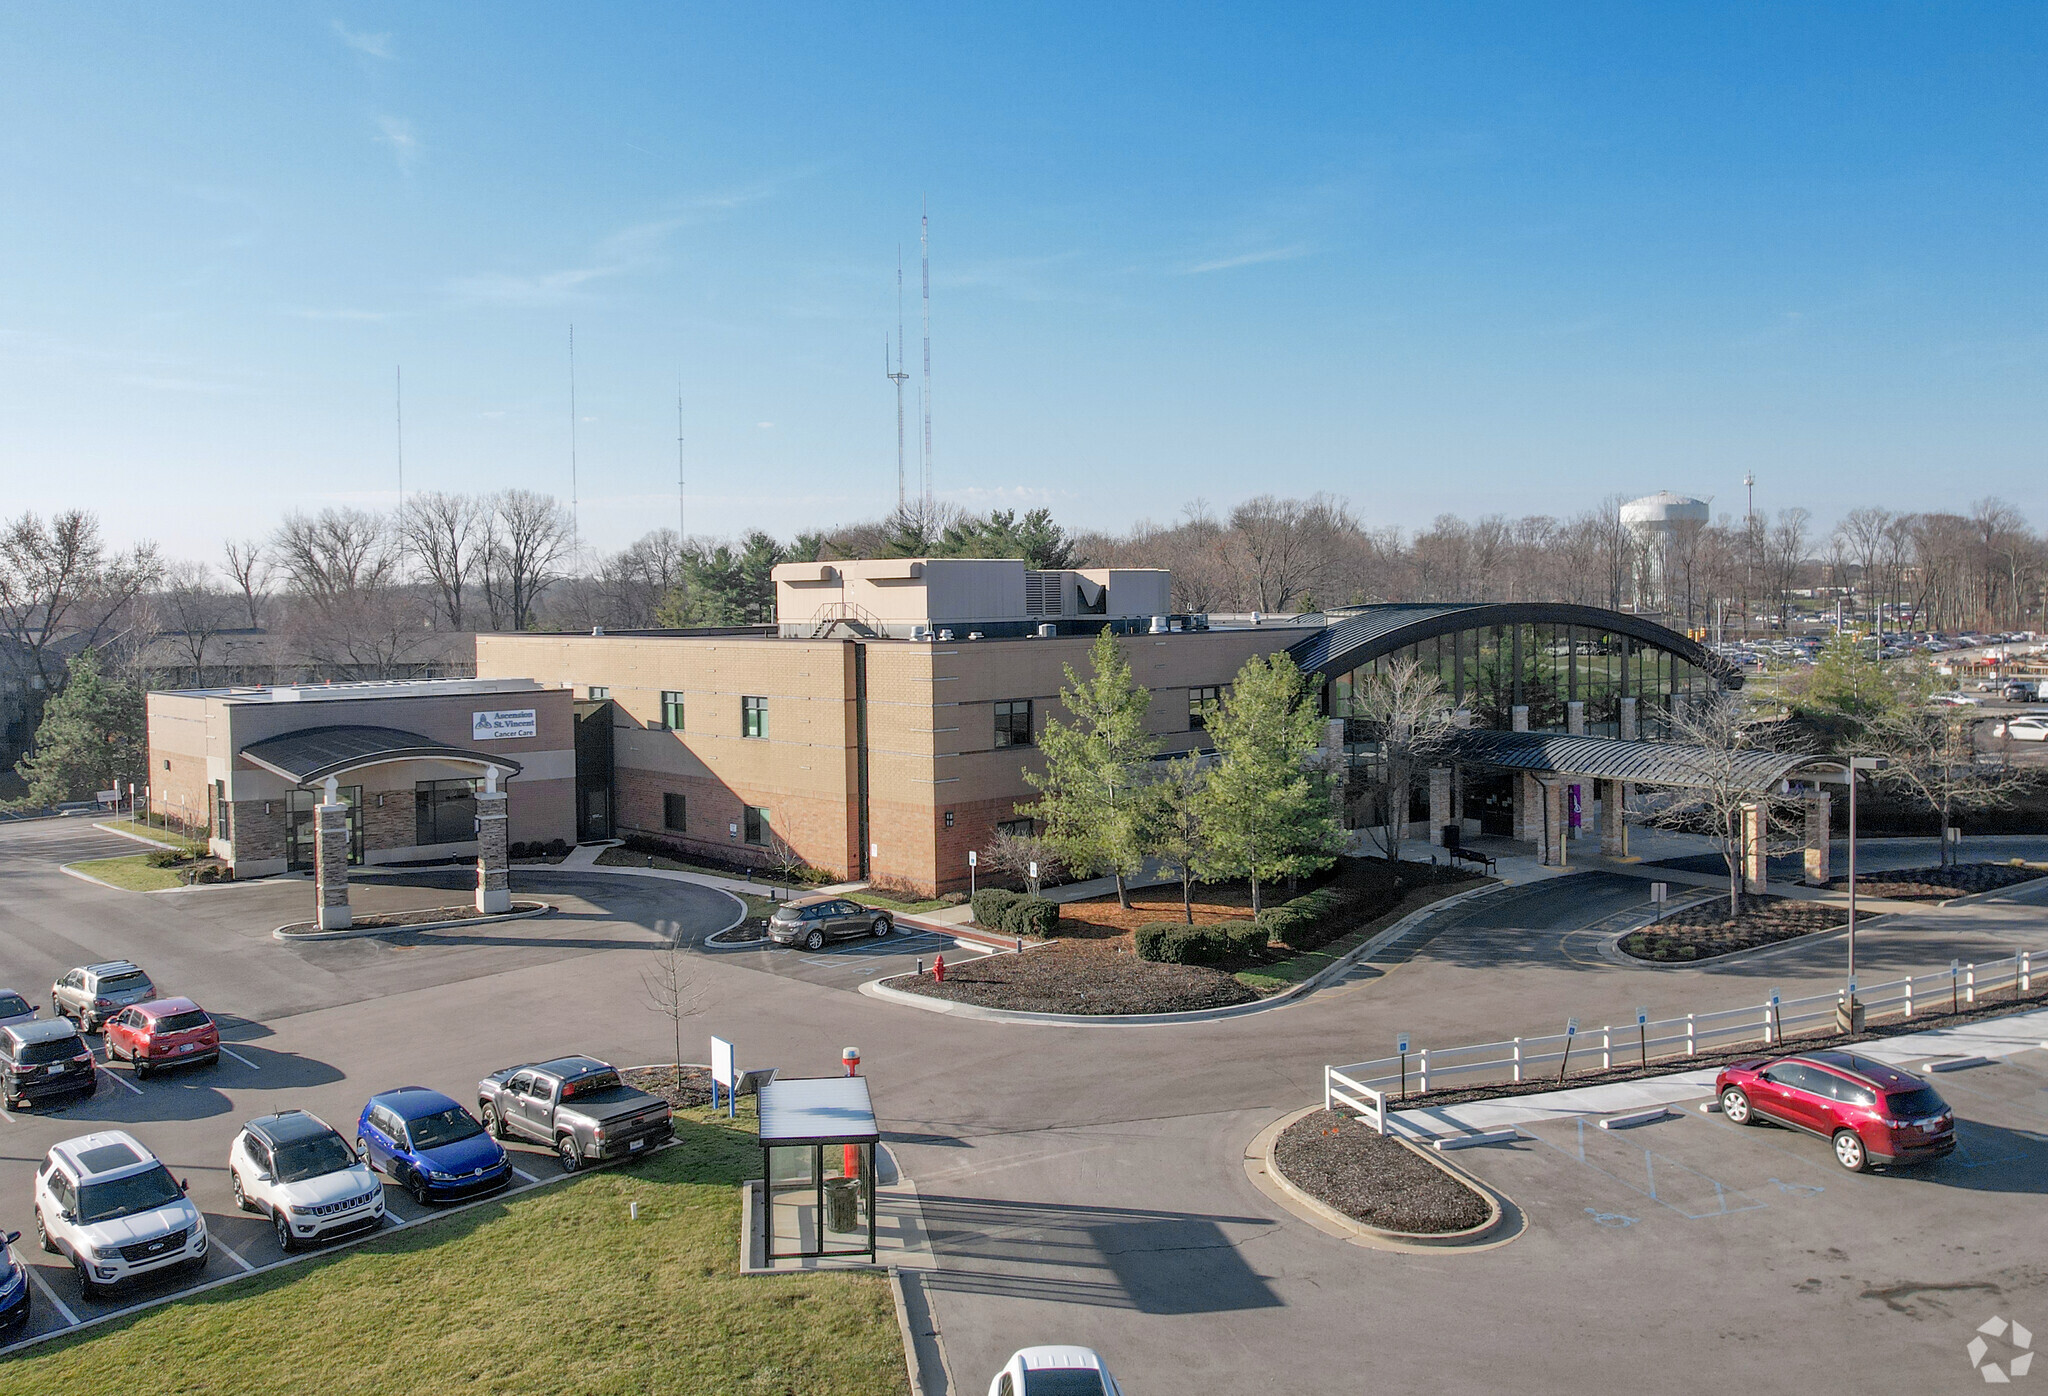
[1143,754,1209,924]
[1194,652,1345,912]
[1018,627,1160,908]
[1794,634,1917,737]
[16,652,145,807]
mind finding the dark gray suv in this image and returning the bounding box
[768,896,892,951]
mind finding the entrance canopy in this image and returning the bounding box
[1444,729,1837,794]
[240,724,526,787]
[758,1077,879,1146]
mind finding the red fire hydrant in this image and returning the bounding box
[933,953,945,982]
[842,1047,860,1077]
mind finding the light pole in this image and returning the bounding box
[1844,755,1884,1029]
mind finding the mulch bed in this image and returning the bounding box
[1273,1110,1493,1234]
[343,901,544,929]
[892,941,1259,1015]
[1619,893,1848,962]
[1845,863,2045,900]
[708,922,766,944]
[621,1064,717,1109]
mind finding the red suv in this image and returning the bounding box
[1716,1050,1955,1171]
[102,998,220,1078]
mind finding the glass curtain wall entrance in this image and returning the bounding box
[285,785,363,870]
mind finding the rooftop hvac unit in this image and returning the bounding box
[937,629,954,641]
[908,625,926,641]
[1036,623,1058,639]
[1251,611,1264,625]
[1191,614,1209,631]
[967,631,984,640]
[1149,615,1169,634]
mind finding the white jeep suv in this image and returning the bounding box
[34,1131,206,1296]
[228,1109,385,1250]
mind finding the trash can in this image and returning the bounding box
[823,1177,862,1234]
[1442,823,1462,851]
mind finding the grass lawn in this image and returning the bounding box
[7,1108,908,1396]
[94,814,195,849]
[69,852,193,891]
[595,845,800,888]
[845,888,952,915]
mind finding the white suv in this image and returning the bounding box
[228,1110,385,1251]
[33,1131,206,1296]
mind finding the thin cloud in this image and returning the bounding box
[332,21,394,59]
[1179,243,1312,276]
[446,201,766,307]
[286,307,394,322]
[375,114,421,172]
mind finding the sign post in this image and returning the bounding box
[968,848,977,900]
[1558,1018,1579,1082]
[1397,1034,1410,1101]
[1636,1007,1649,1068]
[711,1036,736,1119]
[1650,882,1669,921]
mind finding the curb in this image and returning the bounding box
[859,881,1502,1027]
[272,901,554,941]
[1938,872,2048,908]
[1607,909,1889,970]
[90,820,194,851]
[1241,1105,1520,1254]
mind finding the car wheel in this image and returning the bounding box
[871,916,890,938]
[74,1259,100,1301]
[35,1209,55,1254]
[482,1101,506,1139]
[803,929,826,951]
[557,1135,582,1173]
[1833,1130,1869,1172]
[134,1056,150,1080]
[231,1170,253,1213]
[274,1210,295,1252]
[1721,1087,1753,1125]
[356,1137,375,1174]
[406,1171,431,1206]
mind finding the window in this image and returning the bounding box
[742,696,769,739]
[415,779,479,846]
[997,817,1034,838]
[943,810,955,828]
[213,778,231,839]
[588,686,610,700]
[994,699,1033,748]
[1189,685,1221,731]
[663,792,687,832]
[744,806,771,846]
[661,691,686,730]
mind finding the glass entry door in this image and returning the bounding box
[286,786,362,870]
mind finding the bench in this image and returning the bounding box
[1446,846,1496,875]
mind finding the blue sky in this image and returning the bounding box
[2,3,2043,564]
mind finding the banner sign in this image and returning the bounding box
[472,709,537,740]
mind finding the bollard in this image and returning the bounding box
[1600,1026,1611,1072]
[843,1047,860,1077]
[1418,1048,1430,1094]
[2023,951,2033,995]
[1512,1038,1523,1083]
[915,957,923,977]
[629,1201,640,1221]
[1685,1013,1696,1056]
[1903,978,1913,1018]
[1015,936,1023,954]
[934,953,946,983]
[1966,963,1976,1006]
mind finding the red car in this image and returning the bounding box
[1716,1049,1955,1172]
[102,997,220,1078]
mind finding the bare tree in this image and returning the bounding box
[1346,658,1456,865]
[152,562,239,686]
[220,539,271,629]
[270,509,399,601]
[979,826,1065,891]
[0,509,161,697]
[1862,709,2028,866]
[479,490,574,632]
[398,493,487,630]
[1654,695,1802,917]
[640,935,703,1095]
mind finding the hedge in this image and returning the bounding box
[971,888,1022,929]
[1134,921,1271,965]
[1259,885,1362,953]
[971,888,1059,938]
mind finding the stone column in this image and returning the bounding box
[1513,774,1539,843]
[1619,697,1639,741]
[1540,780,1570,866]
[1740,800,1768,893]
[1452,709,1473,730]
[475,765,511,914]
[1803,792,1831,886]
[1599,778,1629,857]
[1511,705,1530,733]
[1428,767,1453,845]
[314,779,352,932]
[1567,700,1585,736]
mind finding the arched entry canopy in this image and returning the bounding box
[1289,602,1741,738]
[240,725,525,786]
[1443,729,1841,794]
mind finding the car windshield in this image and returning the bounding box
[1022,1372,1108,1396]
[405,1107,483,1150]
[1886,1086,1946,1118]
[272,1132,358,1183]
[0,994,28,1017]
[99,973,152,997]
[17,1037,84,1065]
[153,1010,211,1034]
[76,1164,183,1224]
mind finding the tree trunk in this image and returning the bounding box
[1249,869,1262,915]
[1182,864,1193,924]
[1115,869,1130,910]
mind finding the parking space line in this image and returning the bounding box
[510,1166,539,1183]
[20,1260,79,1329]
[218,1046,259,1070]
[96,1064,144,1096]
[213,1236,257,1273]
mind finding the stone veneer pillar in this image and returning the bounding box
[1619,697,1639,741]
[1539,780,1570,866]
[1567,700,1585,736]
[1428,767,1454,845]
[1599,778,1629,857]
[314,780,352,931]
[1740,801,1768,893]
[1511,705,1530,733]
[1803,792,1831,886]
[475,765,511,914]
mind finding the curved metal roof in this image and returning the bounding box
[1443,729,1832,792]
[1288,602,1740,688]
[239,725,526,786]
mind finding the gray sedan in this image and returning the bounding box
[0,991,36,1031]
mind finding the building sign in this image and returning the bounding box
[472,709,537,740]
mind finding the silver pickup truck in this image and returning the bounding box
[476,1056,674,1172]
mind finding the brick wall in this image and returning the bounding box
[614,767,858,878]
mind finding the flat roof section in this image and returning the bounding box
[757,1077,879,1146]
[154,677,550,703]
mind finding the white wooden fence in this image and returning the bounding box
[1324,951,2034,1105]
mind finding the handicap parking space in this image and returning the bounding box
[722,927,990,990]
[1446,1050,2048,1242]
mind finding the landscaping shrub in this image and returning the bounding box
[1260,885,1361,952]
[190,863,231,884]
[545,838,571,857]
[1008,896,1060,938]
[144,847,202,869]
[1225,922,1271,958]
[1134,923,1227,964]
[971,887,1022,929]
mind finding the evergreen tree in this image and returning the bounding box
[1195,653,1344,912]
[1018,627,1160,908]
[17,652,145,807]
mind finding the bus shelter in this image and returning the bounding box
[758,1077,880,1263]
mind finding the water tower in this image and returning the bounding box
[1619,491,1710,610]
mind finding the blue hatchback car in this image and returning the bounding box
[0,1227,29,1334]
[356,1088,511,1205]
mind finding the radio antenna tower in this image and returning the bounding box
[920,197,933,515]
[568,325,580,551]
[675,377,687,546]
[887,246,910,512]
[1743,472,1755,527]
[394,365,405,515]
